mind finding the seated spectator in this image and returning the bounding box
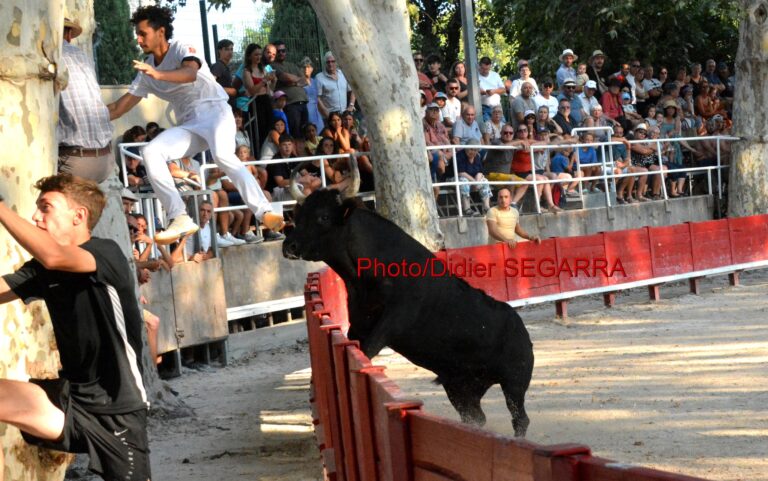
[535,105,562,136]
[549,141,582,196]
[168,156,203,191]
[301,122,322,156]
[702,59,725,93]
[582,104,616,143]
[483,105,505,144]
[509,63,538,99]
[124,154,149,191]
[633,67,649,115]
[610,124,639,203]
[557,79,584,125]
[358,136,376,193]
[341,110,365,150]
[575,131,603,192]
[426,54,448,93]
[234,109,251,148]
[220,146,264,244]
[534,79,559,116]
[266,134,300,201]
[578,80,601,120]
[423,103,452,181]
[643,76,663,107]
[121,187,138,214]
[678,86,701,133]
[145,122,160,141]
[184,201,216,262]
[452,105,483,145]
[553,98,577,136]
[629,123,661,200]
[508,124,562,213]
[510,81,537,128]
[621,92,644,127]
[695,79,728,124]
[321,111,354,153]
[440,85,462,128]
[261,117,288,161]
[716,61,735,100]
[450,61,469,100]
[522,110,537,140]
[121,125,147,156]
[454,138,492,216]
[314,136,355,191]
[600,78,625,125]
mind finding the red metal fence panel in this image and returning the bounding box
[505,238,561,299]
[688,219,732,271]
[728,214,768,264]
[649,224,694,278]
[555,233,610,292]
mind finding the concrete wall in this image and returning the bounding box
[441,196,714,249]
[101,85,174,140]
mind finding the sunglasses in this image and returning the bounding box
[414,58,424,62]
[502,131,515,135]
[517,128,528,133]
[565,86,576,89]
[277,48,287,53]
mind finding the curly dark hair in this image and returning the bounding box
[130,5,174,40]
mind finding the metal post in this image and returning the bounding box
[459,0,482,124]
[212,25,219,62]
[199,0,212,66]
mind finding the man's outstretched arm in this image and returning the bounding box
[0,201,96,273]
[108,92,142,120]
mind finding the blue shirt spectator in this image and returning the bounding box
[578,146,598,164]
[550,152,570,174]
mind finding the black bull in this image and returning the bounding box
[283,190,534,436]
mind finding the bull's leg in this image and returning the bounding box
[500,381,530,437]
[441,380,490,427]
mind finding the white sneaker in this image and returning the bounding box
[216,233,234,247]
[155,215,199,245]
[239,231,263,244]
[224,232,246,245]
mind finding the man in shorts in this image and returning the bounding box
[0,174,151,481]
[108,5,283,245]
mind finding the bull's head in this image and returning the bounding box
[289,154,360,204]
[283,189,359,261]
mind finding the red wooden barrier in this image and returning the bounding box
[444,243,508,302]
[555,233,610,292]
[304,214,768,481]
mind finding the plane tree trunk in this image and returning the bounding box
[728,0,768,216]
[309,0,445,251]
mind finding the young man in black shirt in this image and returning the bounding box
[0,174,150,481]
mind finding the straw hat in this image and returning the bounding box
[64,18,83,39]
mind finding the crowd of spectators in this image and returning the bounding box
[120,39,735,233]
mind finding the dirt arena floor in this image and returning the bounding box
[65,270,768,481]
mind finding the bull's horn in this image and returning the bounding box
[342,153,360,199]
[289,164,308,204]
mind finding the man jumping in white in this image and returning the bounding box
[108,6,283,244]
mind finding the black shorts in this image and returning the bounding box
[22,379,151,481]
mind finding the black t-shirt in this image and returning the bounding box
[3,238,148,414]
[266,155,293,192]
[210,60,233,89]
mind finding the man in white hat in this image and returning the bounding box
[108,6,284,245]
[556,48,578,89]
[57,17,115,184]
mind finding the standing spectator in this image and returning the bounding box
[556,49,578,88]
[626,59,642,103]
[57,17,115,184]
[509,63,538,99]
[301,57,324,133]
[553,98,577,136]
[716,62,735,100]
[451,105,483,145]
[486,187,540,247]
[534,79,559,117]
[111,7,282,244]
[441,80,463,128]
[426,54,448,93]
[414,52,436,103]
[478,57,507,121]
[272,40,309,136]
[510,81,537,128]
[557,79,584,125]
[235,43,275,148]
[689,63,704,89]
[633,67,649,115]
[210,39,237,106]
[450,60,470,100]
[315,51,355,121]
[588,50,609,97]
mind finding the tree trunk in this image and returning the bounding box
[0,1,73,480]
[728,1,768,216]
[309,0,444,251]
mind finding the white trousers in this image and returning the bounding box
[140,102,271,220]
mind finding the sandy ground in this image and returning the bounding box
[66,270,768,481]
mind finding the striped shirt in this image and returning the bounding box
[57,42,113,149]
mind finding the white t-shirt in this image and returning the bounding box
[534,94,559,116]
[509,78,539,99]
[129,40,227,123]
[314,70,351,114]
[186,222,212,257]
[441,97,462,124]
[479,71,505,107]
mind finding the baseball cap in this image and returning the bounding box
[435,92,448,100]
[585,80,597,89]
[272,90,287,99]
[426,102,440,110]
[622,92,631,100]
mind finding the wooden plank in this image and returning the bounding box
[491,436,538,481]
[332,335,359,481]
[578,455,710,481]
[414,467,459,481]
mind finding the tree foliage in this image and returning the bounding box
[490,0,740,79]
[95,0,140,84]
